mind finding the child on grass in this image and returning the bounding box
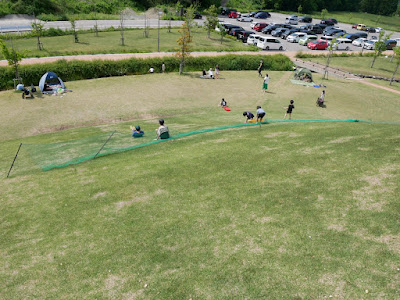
[284,100,295,120]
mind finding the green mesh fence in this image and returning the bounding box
[18,119,399,173]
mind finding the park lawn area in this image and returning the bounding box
[365,77,400,92]
[0,71,399,298]
[0,28,256,59]
[306,11,400,32]
[304,56,400,80]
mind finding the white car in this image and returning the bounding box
[363,40,376,50]
[352,38,367,47]
[247,34,262,45]
[320,35,335,45]
[332,38,352,50]
[285,16,298,25]
[238,16,253,22]
[257,37,285,50]
[286,32,306,43]
[375,27,382,33]
[298,35,318,46]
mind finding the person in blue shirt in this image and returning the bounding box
[131,125,144,137]
[256,106,266,122]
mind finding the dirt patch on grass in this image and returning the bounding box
[261,146,279,151]
[105,275,127,298]
[116,195,150,210]
[264,132,302,138]
[328,136,355,144]
[297,167,316,174]
[318,273,346,298]
[354,230,400,254]
[93,192,107,199]
[327,223,346,232]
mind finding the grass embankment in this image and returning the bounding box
[0,71,399,298]
[0,28,256,59]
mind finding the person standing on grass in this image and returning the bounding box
[262,74,269,92]
[320,90,325,102]
[162,62,166,73]
[256,106,266,122]
[243,111,254,123]
[258,59,264,77]
[284,100,295,120]
[215,64,220,79]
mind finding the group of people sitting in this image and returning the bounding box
[131,119,170,140]
[201,65,219,79]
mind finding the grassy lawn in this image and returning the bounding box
[303,11,400,32]
[0,28,256,59]
[303,56,400,80]
[0,71,399,298]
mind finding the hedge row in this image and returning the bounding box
[0,54,294,90]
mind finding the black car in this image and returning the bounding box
[194,11,202,19]
[366,27,376,33]
[254,12,271,19]
[223,24,241,32]
[345,33,362,41]
[325,29,346,36]
[323,26,338,34]
[299,29,316,35]
[355,32,368,38]
[328,18,338,24]
[221,8,237,15]
[320,19,335,26]
[385,40,397,50]
[316,23,328,29]
[262,23,284,34]
[281,28,298,39]
[299,16,312,23]
[306,25,323,34]
[248,11,257,17]
[238,30,255,42]
[229,27,244,36]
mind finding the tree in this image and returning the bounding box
[185,4,196,40]
[31,20,44,50]
[323,37,337,80]
[119,9,125,46]
[203,5,218,39]
[321,8,328,20]
[298,5,303,14]
[70,17,79,43]
[176,21,192,75]
[389,46,400,85]
[371,30,391,68]
[0,39,25,81]
[217,23,227,44]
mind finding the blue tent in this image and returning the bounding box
[39,72,65,93]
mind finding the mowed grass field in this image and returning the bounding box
[0,70,399,298]
[0,28,255,59]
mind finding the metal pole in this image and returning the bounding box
[93,131,115,159]
[7,143,22,178]
[157,13,160,52]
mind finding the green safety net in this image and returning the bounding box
[20,119,398,172]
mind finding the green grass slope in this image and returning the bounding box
[0,70,399,298]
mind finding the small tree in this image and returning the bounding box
[218,23,227,44]
[204,5,218,39]
[298,5,303,14]
[389,46,400,85]
[93,2,99,37]
[120,9,125,46]
[321,8,328,20]
[0,39,24,82]
[185,4,197,39]
[31,20,44,50]
[176,21,192,74]
[371,30,391,68]
[323,37,337,80]
[70,17,79,43]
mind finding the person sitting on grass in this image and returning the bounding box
[130,125,144,137]
[219,98,227,107]
[243,111,254,123]
[155,119,170,140]
[256,106,266,122]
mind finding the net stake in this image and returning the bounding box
[93,131,115,159]
[7,143,22,178]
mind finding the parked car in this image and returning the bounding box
[352,38,368,47]
[375,27,383,33]
[320,35,335,45]
[305,25,323,34]
[287,32,307,43]
[328,18,338,24]
[248,11,258,17]
[257,37,285,50]
[357,24,367,31]
[385,40,397,50]
[261,24,283,34]
[254,12,271,19]
[395,38,400,46]
[229,11,241,18]
[286,15,298,25]
[307,40,329,50]
[271,28,287,37]
[223,24,242,32]
[320,19,335,26]
[194,11,202,19]
[300,29,317,35]
[221,8,236,15]
[345,33,362,41]
[247,34,262,45]
[298,35,318,46]
[352,24,357,29]
[238,16,253,22]
[355,32,368,39]
[323,26,339,34]
[299,16,312,23]
[332,38,352,50]
[281,28,298,39]
[229,27,244,37]
[366,27,376,33]
[254,23,268,32]
[238,30,255,42]
[363,40,376,50]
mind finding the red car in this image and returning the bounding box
[228,11,241,18]
[254,23,268,31]
[352,24,357,29]
[307,40,329,50]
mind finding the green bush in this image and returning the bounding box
[0,54,294,91]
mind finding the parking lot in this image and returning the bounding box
[219,12,400,52]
